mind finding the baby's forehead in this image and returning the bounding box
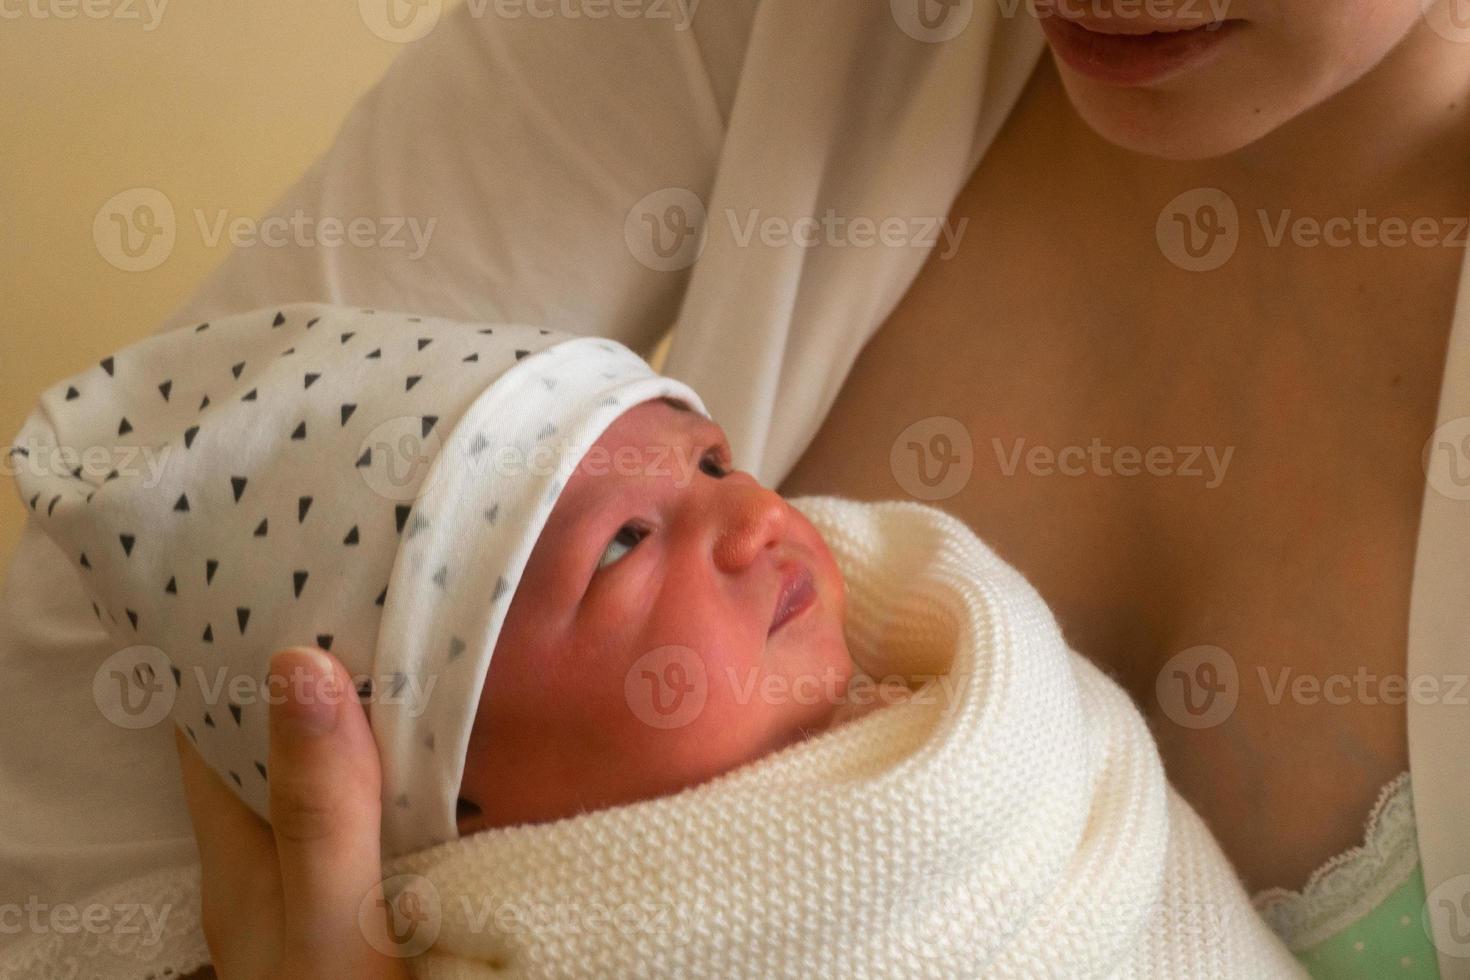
[551,398,722,509]
[588,397,722,457]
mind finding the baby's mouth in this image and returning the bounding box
[769,561,818,635]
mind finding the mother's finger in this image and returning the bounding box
[174,725,278,894]
[265,647,403,976]
[173,725,282,977]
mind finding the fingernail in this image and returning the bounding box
[270,647,341,736]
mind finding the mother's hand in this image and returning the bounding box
[174,647,412,980]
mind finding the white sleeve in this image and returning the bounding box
[0,0,758,909]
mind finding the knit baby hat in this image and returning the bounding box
[7,303,708,856]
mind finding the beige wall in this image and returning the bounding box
[0,4,408,568]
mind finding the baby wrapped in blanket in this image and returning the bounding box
[4,303,1304,979]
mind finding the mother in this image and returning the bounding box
[3,1,1468,977]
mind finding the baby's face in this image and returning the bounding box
[455,397,852,832]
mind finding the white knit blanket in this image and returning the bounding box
[0,496,1304,979]
[379,496,1304,979]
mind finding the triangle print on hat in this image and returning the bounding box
[6,301,708,857]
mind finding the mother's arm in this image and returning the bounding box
[177,648,409,980]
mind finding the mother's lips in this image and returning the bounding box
[769,561,817,635]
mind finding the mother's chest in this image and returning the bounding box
[778,234,1449,702]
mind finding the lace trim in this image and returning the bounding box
[0,862,211,980]
[1252,771,1420,952]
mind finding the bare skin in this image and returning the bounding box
[781,10,1470,894]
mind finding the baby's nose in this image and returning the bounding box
[710,479,787,573]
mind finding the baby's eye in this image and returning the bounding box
[699,446,731,478]
[596,522,648,571]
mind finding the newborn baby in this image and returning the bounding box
[6,301,894,855]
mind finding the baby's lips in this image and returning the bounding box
[768,559,818,635]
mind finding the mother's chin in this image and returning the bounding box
[1038,0,1435,163]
